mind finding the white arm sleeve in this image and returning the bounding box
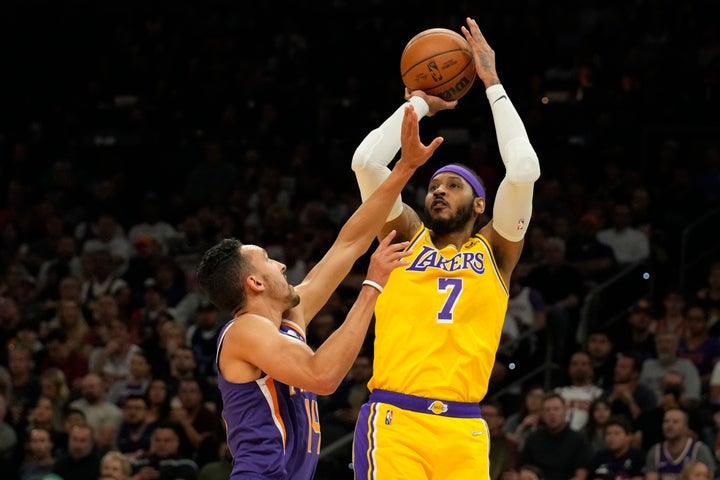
[351,96,429,221]
[486,84,541,242]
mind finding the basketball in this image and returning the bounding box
[400,28,476,101]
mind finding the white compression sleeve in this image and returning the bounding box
[351,97,429,221]
[486,84,541,241]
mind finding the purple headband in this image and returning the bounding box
[430,165,485,198]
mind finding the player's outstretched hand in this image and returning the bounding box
[397,104,443,171]
[461,17,500,88]
[404,88,457,117]
[364,230,411,288]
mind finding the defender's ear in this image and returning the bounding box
[245,275,264,293]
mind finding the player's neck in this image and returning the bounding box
[237,300,285,327]
[430,229,474,250]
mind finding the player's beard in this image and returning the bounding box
[425,198,474,236]
[265,274,301,310]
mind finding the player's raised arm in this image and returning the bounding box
[462,17,540,280]
[293,105,443,324]
[351,88,456,243]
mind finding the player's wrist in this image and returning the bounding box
[362,279,384,293]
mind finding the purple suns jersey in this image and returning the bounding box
[216,319,321,480]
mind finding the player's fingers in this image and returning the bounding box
[426,137,444,154]
[388,248,412,261]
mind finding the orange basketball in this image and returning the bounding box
[400,28,476,101]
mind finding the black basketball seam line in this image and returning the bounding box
[401,67,476,91]
[401,56,474,77]
[403,70,477,94]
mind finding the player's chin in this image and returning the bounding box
[428,207,453,218]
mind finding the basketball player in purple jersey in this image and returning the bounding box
[196,105,447,479]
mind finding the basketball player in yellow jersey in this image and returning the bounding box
[350,18,541,479]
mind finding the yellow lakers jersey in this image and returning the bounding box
[368,225,509,402]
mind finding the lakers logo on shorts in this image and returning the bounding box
[428,401,448,415]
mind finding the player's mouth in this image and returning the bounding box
[431,199,449,210]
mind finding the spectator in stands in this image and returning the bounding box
[164,345,200,399]
[504,385,545,450]
[582,396,613,458]
[612,299,657,364]
[19,426,56,480]
[126,193,179,256]
[306,310,338,351]
[123,236,163,300]
[89,319,142,391]
[131,278,172,348]
[130,422,198,480]
[638,330,702,404]
[319,351,372,445]
[37,328,88,391]
[633,372,705,452]
[0,393,18,477]
[51,424,101,480]
[555,350,604,431]
[68,373,123,436]
[80,212,133,278]
[53,407,86,458]
[151,256,188,308]
[100,450,132,480]
[108,350,154,406]
[185,300,222,398]
[40,274,92,323]
[169,377,221,459]
[677,303,720,393]
[86,293,127,349]
[521,392,591,480]
[524,236,586,362]
[35,234,82,304]
[585,329,616,390]
[679,460,713,480]
[565,211,618,286]
[78,247,130,313]
[116,394,155,461]
[144,378,171,426]
[197,437,232,480]
[0,295,22,366]
[695,261,720,333]
[656,288,688,337]
[24,397,64,454]
[38,368,70,431]
[481,400,520,480]
[586,415,644,480]
[514,223,549,279]
[606,352,656,421]
[643,408,716,480]
[596,202,650,266]
[709,359,720,410]
[499,275,547,380]
[7,342,41,429]
[44,298,92,359]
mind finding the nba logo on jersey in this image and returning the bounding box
[516,218,525,230]
[385,409,393,425]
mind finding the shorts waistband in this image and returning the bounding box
[369,389,481,418]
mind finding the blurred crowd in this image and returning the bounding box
[1,1,720,479]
